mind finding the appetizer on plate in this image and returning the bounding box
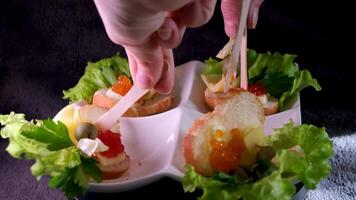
[63,54,174,117]
[0,111,128,199]
[182,89,333,200]
[201,40,321,115]
[53,102,130,180]
[0,54,175,199]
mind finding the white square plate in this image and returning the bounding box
[89,61,301,192]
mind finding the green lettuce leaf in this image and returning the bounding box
[183,165,295,200]
[63,54,130,103]
[1,112,103,199]
[248,50,298,80]
[202,49,321,111]
[183,121,333,200]
[183,165,242,200]
[268,121,333,189]
[239,171,295,200]
[278,70,321,111]
[0,112,27,125]
[0,112,81,178]
[259,72,294,97]
[202,58,223,75]
[247,49,321,111]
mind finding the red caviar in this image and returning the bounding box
[248,83,267,96]
[98,130,124,158]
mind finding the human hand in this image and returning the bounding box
[94,0,217,94]
[221,0,264,37]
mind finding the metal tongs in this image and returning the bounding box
[224,0,250,93]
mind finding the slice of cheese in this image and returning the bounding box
[201,74,239,93]
[201,74,225,93]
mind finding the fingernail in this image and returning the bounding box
[136,70,152,88]
[252,8,259,29]
[157,28,171,41]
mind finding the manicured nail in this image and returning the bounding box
[252,8,259,29]
[157,28,171,41]
[136,70,152,88]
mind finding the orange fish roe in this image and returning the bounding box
[111,75,132,96]
[209,128,245,173]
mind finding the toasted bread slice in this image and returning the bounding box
[137,95,174,116]
[204,88,241,109]
[205,88,279,115]
[263,96,279,115]
[95,152,130,179]
[93,89,173,117]
[184,89,265,176]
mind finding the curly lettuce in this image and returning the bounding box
[0,112,81,178]
[63,54,130,103]
[202,49,321,111]
[268,121,333,189]
[183,121,333,200]
[0,112,103,199]
[247,50,321,111]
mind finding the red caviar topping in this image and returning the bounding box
[98,130,124,158]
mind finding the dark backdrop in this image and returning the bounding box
[0,0,354,199]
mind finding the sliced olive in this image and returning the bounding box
[75,122,98,140]
[256,146,276,161]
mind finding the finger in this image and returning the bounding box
[166,12,187,40]
[170,0,217,28]
[156,18,182,49]
[247,0,264,29]
[94,0,165,46]
[221,0,242,38]
[154,49,175,94]
[126,51,138,83]
[145,0,194,11]
[221,0,264,37]
[125,41,164,90]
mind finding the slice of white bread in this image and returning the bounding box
[184,89,265,176]
[204,88,241,110]
[205,88,279,115]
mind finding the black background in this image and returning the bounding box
[0,0,355,199]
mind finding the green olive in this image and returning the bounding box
[256,146,276,161]
[75,122,98,140]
